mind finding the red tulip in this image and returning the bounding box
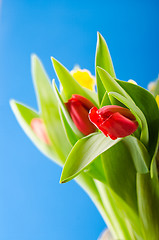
[31,118,50,144]
[89,105,138,140]
[65,94,97,135]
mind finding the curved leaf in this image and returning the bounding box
[102,140,137,212]
[109,92,149,147]
[51,57,98,106]
[10,101,62,165]
[60,133,121,183]
[117,80,159,159]
[102,135,149,212]
[124,136,150,173]
[52,80,83,138]
[84,156,107,183]
[59,107,78,146]
[97,66,129,105]
[95,32,116,104]
[31,55,72,163]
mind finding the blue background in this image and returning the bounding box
[0,0,159,239]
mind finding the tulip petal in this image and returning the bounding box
[72,94,95,110]
[101,112,138,139]
[66,100,96,135]
[89,106,138,139]
[89,107,108,136]
[97,105,136,121]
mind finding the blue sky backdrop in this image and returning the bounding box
[0,0,159,239]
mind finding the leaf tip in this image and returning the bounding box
[9,99,15,107]
[31,54,39,68]
[96,66,103,73]
[9,99,17,112]
[59,175,67,184]
[97,31,102,39]
[97,32,105,43]
[51,57,59,67]
[31,53,37,61]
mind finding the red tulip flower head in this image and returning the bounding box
[89,105,138,140]
[65,94,97,135]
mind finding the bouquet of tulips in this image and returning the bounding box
[10,33,159,240]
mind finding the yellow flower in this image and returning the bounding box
[156,95,159,108]
[71,66,95,91]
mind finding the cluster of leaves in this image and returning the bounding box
[10,33,159,240]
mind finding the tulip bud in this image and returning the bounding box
[89,105,138,140]
[65,94,97,135]
[31,118,50,144]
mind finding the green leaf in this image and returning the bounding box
[102,140,137,212]
[60,133,121,183]
[117,80,159,159]
[102,135,149,212]
[59,107,78,146]
[100,91,111,107]
[109,92,149,147]
[10,101,62,165]
[123,136,150,173]
[51,57,98,106]
[84,156,107,183]
[137,173,159,240]
[31,54,72,164]
[97,66,129,105]
[95,32,116,104]
[52,80,83,138]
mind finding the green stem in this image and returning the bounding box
[75,173,109,224]
[94,180,134,240]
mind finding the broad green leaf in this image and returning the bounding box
[123,136,150,173]
[102,136,149,212]
[117,80,159,159]
[84,156,107,183]
[52,80,83,138]
[60,133,121,183]
[31,55,71,164]
[59,107,78,146]
[95,32,116,104]
[102,141,137,212]
[10,101,62,165]
[51,57,98,106]
[109,92,149,147]
[137,173,159,240]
